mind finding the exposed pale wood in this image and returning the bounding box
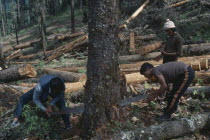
[119,0,150,29]
[101,113,210,140]
[5,49,21,60]
[55,67,86,73]
[191,61,201,71]
[42,68,87,82]
[65,81,86,93]
[0,64,37,83]
[168,0,191,8]
[137,41,162,55]
[129,32,135,53]
[18,50,53,60]
[14,40,40,50]
[125,73,148,84]
[47,35,88,61]
[54,32,85,41]
[125,0,150,24]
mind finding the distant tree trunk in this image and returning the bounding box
[79,0,83,9]
[17,0,21,27]
[40,0,47,59]
[0,0,6,36]
[81,0,121,138]
[15,23,19,45]
[71,0,75,33]
[0,44,5,70]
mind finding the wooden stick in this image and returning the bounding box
[129,32,136,53]
[168,0,191,8]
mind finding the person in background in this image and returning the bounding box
[11,75,71,129]
[155,19,183,64]
[140,62,195,121]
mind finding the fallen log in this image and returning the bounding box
[120,55,210,70]
[168,0,191,8]
[182,43,210,54]
[137,41,163,55]
[47,35,88,61]
[185,86,210,95]
[5,49,21,60]
[188,44,210,55]
[18,50,53,60]
[55,67,86,73]
[129,32,135,53]
[0,64,37,83]
[190,58,209,71]
[42,68,87,82]
[54,32,85,41]
[14,40,40,50]
[119,52,161,63]
[9,61,40,64]
[65,81,86,93]
[0,84,30,94]
[101,113,210,140]
[119,0,150,29]
[124,34,156,41]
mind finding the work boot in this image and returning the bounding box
[11,120,20,128]
[155,114,171,121]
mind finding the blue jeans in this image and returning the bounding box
[14,88,70,128]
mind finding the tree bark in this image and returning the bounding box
[0,44,5,69]
[98,113,210,140]
[182,43,210,54]
[0,64,37,83]
[137,41,163,55]
[71,0,75,33]
[42,68,86,82]
[81,0,121,137]
[0,0,6,36]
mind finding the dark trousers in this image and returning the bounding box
[14,88,70,127]
[164,66,195,115]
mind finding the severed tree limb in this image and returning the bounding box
[168,0,191,8]
[54,32,85,42]
[119,0,150,29]
[98,113,210,140]
[47,35,88,61]
[137,41,163,55]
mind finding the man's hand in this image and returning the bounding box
[45,105,52,117]
[161,50,167,56]
[147,89,158,102]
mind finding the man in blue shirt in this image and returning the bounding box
[11,75,70,129]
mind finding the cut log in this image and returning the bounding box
[55,67,86,73]
[185,86,210,95]
[100,113,210,140]
[18,50,53,60]
[137,41,163,55]
[0,64,37,83]
[42,68,87,82]
[124,34,156,41]
[182,43,210,54]
[47,35,88,61]
[0,84,31,94]
[119,0,150,29]
[120,55,210,70]
[190,61,201,71]
[9,61,40,64]
[6,53,23,60]
[54,32,85,41]
[129,32,135,53]
[5,49,21,60]
[14,40,40,50]
[65,81,86,93]
[168,0,191,8]
[119,52,161,63]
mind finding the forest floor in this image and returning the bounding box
[0,0,210,139]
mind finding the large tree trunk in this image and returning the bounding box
[42,68,86,82]
[40,0,47,59]
[0,64,37,83]
[71,0,75,33]
[81,0,121,137]
[0,0,6,36]
[98,113,210,140]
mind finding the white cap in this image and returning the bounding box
[163,19,176,30]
